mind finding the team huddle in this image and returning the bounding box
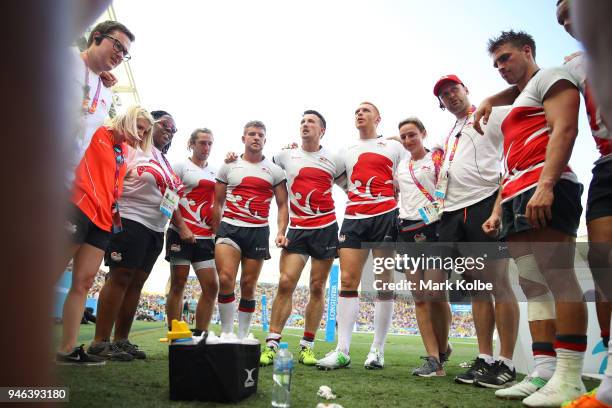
[57,1,612,407]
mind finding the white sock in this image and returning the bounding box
[218,297,235,334]
[499,356,514,371]
[597,317,612,404]
[553,348,585,383]
[266,332,281,349]
[237,298,256,339]
[478,354,495,365]
[533,355,556,380]
[336,295,359,354]
[300,339,314,349]
[371,300,393,354]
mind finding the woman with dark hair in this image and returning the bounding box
[395,117,451,378]
[88,110,185,360]
[56,106,154,365]
[165,128,218,336]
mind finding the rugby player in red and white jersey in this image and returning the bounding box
[257,110,345,367]
[165,128,218,337]
[556,3,612,406]
[431,75,519,390]
[480,30,586,407]
[212,120,289,339]
[316,102,405,370]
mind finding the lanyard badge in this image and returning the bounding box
[152,149,181,217]
[160,189,180,218]
[111,144,125,233]
[409,159,441,224]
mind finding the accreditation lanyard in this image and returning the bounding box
[111,144,125,233]
[434,105,476,201]
[81,61,102,115]
[152,148,180,192]
[443,105,476,165]
[408,159,436,204]
[152,149,181,217]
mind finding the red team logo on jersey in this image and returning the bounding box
[346,152,396,217]
[225,176,273,224]
[289,167,335,227]
[181,178,215,236]
[136,162,167,194]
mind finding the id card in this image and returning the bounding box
[417,202,441,225]
[434,171,448,200]
[160,189,180,218]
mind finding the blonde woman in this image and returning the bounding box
[57,105,154,365]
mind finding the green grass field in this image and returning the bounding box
[54,322,596,407]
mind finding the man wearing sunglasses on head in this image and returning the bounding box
[67,20,135,189]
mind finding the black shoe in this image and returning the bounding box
[454,357,491,384]
[56,345,106,366]
[191,328,204,336]
[114,339,146,360]
[474,361,516,389]
[87,341,134,361]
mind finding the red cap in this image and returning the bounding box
[433,74,464,96]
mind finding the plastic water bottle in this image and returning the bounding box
[271,342,293,407]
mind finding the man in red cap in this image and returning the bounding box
[432,74,520,388]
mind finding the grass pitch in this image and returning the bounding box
[54,322,596,407]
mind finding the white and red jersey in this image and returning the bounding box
[273,147,344,229]
[338,137,405,219]
[216,156,286,227]
[500,67,579,203]
[169,159,217,239]
[564,54,612,164]
[119,146,184,232]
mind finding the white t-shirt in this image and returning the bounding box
[169,159,217,239]
[396,150,443,221]
[216,156,286,227]
[119,146,184,232]
[337,137,406,219]
[435,109,503,212]
[66,47,113,187]
[273,147,344,229]
[500,67,579,203]
[564,54,612,164]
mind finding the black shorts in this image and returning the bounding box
[104,218,164,273]
[397,220,440,259]
[285,223,339,260]
[587,159,612,222]
[165,228,215,263]
[438,193,507,259]
[338,209,398,249]
[66,204,110,251]
[500,179,583,239]
[215,221,270,260]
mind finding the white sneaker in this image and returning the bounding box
[316,349,351,370]
[522,351,586,408]
[522,379,585,407]
[495,375,547,400]
[364,348,384,369]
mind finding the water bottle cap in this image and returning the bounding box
[279,342,288,349]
